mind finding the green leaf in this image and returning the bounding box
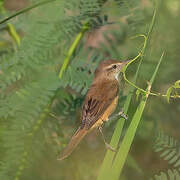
[174,80,180,88]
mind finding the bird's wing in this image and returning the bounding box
[81,80,119,129]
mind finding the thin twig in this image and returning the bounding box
[0,0,57,25]
[123,46,179,100]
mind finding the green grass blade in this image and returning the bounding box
[109,53,164,180]
[110,98,148,180]
[97,91,133,180]
[149,52,164,84]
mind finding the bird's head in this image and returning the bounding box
[94,59,130,80]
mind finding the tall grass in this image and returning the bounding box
[109,52,164,180]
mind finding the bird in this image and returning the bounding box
[58,59,130,160]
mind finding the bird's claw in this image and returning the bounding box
[105,143,117,152]
[118,111,128,120]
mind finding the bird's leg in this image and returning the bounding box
[110,109,128,121]
[98,126,116,152]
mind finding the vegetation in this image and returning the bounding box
[0,0,179,179]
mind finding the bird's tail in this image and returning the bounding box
[58,127,88,160]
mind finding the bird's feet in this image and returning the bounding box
[98,126,117,152]
[111,109,128,120]
[117,109,128,120]
[105,142,117,152]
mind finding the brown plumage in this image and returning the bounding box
[58,59,130,160]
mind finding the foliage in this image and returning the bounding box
[0,0,179,180]
[166,80,180,103]
[0,0,112,179]
[154,132,180,168]
[150,132,180,179]
[150,169,180,180]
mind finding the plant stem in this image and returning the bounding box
[123,53,179,99]
[7,23,20,46]
[0,0,57,25]
[0,6,20,47]
[58,23,89,78]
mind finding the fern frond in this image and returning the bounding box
[0,72,60,179]
[79,0,102,17]
[150,169,180,180]
[52,89,83,119]
[0,0,110,178]
[154,132,180,168]
[59,48,104,95]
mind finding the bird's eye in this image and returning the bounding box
[112,65,117,69]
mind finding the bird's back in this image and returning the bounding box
[81,79,119,130]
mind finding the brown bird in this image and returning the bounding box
[58,59,130,160]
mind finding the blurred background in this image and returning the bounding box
[0,0,180,179]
